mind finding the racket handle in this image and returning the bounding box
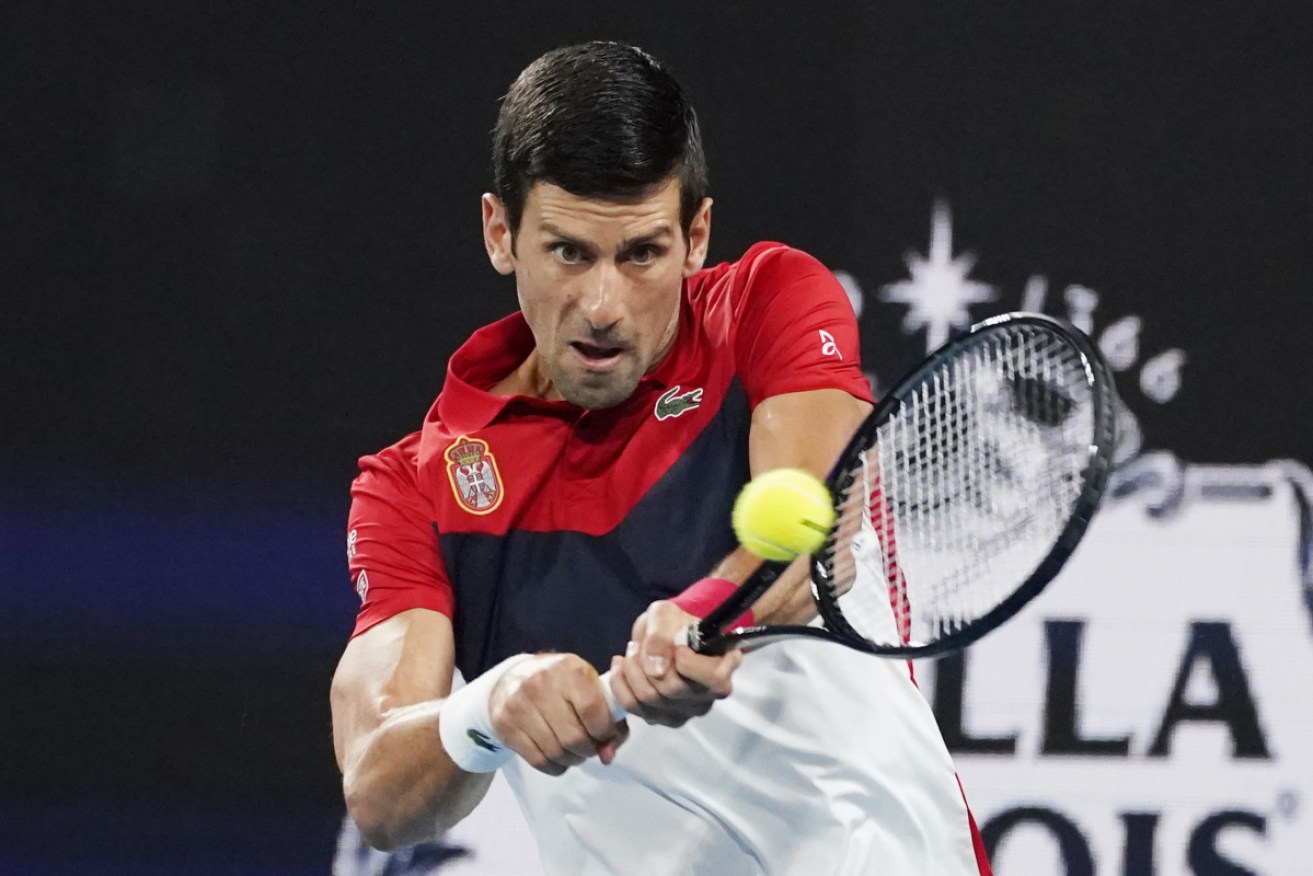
[596,669,627,722]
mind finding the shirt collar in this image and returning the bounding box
[432,286,693,433]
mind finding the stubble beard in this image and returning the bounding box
[546,354,644,410]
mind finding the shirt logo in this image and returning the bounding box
[819,329,843,359]
[467,728,501,753]
[654,385,704,421]
[355,569,369,603]
[445,435,505,515]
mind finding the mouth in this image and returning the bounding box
[569,341,628,372]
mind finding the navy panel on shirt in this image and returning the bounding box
[440,383,751,678]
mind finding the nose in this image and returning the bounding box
[579,261,624,331]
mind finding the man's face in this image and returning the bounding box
[483,178,711,409]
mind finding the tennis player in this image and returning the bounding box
[331,41,991,875]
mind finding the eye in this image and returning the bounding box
[551,242,587,265]
[627,245,663,266]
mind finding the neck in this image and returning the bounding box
[490,348,562,401]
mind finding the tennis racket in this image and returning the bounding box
[596,311,1116,718]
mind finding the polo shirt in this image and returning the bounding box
[347,241,870,680]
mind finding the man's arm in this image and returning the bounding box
[331,608,492,849]
[609,387,872,721]
[727,386,872,623]
[331,608,626,850]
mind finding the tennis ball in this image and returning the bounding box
[732,468,835,562]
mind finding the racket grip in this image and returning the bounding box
[596,669,627,722]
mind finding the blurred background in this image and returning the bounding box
[4,3,1311,874]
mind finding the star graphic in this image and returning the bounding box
[880,202,997,353]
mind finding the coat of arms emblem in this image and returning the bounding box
[445,435,504,515]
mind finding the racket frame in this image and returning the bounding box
[691,312,1116,659]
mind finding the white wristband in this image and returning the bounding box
[439,654,535,773]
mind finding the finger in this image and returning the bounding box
[619,655,716,727]
[495,718,571,776]
[497,676,594,768]
[597,718,629,765]
[646,645,728,701]
[618,642,667,718]
[608,656,696,726]
[671,646,743,698]
[542,697,605,763]
[534,657,618,762]
[629,612,650,643]
[568,667,623,745]
[638,695,714,727]
[524,704,593,769]
[637,603,687,679]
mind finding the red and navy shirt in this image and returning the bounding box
[346,242,872,680]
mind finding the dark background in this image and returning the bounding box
[3,3,1310,873]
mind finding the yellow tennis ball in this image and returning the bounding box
[732,468,835,562]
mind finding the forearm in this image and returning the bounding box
[341,698,494,850]
[723,388,871,626]
[707,546,815,625]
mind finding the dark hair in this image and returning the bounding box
[492,42,709,240]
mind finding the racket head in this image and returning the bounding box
[811,312,1116,658]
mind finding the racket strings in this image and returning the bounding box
[820,452,910,645]
[821,324,1098,647]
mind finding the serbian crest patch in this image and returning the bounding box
[445,435,504,515]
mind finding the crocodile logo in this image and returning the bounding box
[654,385,704,421]
[467,729,500,753]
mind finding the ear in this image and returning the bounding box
[681,197,713,278]
[482,194,515,276]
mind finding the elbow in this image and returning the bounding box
[343,771,471,851]
[343,776,405,852]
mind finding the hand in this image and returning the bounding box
[607,600,744,728]
[487,653,628,776]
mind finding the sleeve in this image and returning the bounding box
[732,243,874,409]
[346,431,455,639]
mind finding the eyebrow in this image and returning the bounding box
[540,223,674,253]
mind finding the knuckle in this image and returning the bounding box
[565,653,595,677]
[501,689,533,720]
[489,712,515,740]
[622,666,654,698]
[520,669,548,697]
[560,728,592,754]
[651,676,682,699]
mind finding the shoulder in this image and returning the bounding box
[737,240,831,280]
[688,242,835,313]
[357,431,423,481]
[689,240,828,288]
[353,431,428,512]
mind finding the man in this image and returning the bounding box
[331,41,991,875]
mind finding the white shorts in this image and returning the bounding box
[506,636,982,876]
